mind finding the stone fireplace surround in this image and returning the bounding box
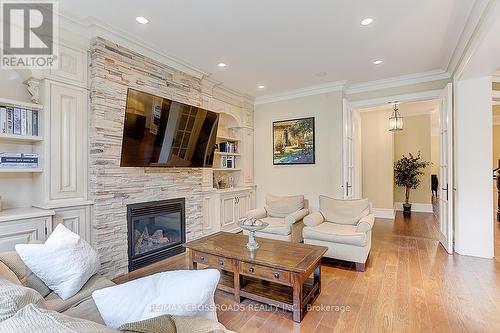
[89,38,210,278]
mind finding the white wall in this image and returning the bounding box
[454,76,493,258]
[253,91,343,209]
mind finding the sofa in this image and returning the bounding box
[0,250,232,332]
[302,196,374,271]
[245,194,309,243]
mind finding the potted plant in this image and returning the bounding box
[394,153,430,216]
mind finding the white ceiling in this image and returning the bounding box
[59,0,475,97]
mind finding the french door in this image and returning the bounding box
[439,83,454,254]
[342,98,354,199]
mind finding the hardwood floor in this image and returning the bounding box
[114,212,500,333]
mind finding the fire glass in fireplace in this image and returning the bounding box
[127,198,186,271]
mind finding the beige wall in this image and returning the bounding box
[360,110,394,209]
[430,110,440,175]
[254,91,343,209]
[393,115,432,204]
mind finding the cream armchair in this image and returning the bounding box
[303,196,374,271]
[244,194,309,243]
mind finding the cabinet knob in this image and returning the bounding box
[219,259,224,266]
[274,272,280,279]
[200,256,205,261]
[249,267,255,273]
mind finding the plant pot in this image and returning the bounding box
[403,203,412,216]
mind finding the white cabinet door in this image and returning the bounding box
[220,196,236,231]
[0,217,51,251]
[202,194,219,235]
[242,129,254,185]
[236,192,251,222]
[49,83,88,203]
[52,206,91,243]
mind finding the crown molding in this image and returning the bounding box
[446,0,491,76]
[344,70,451,95]
[254,80,346,105]
[58,11,255,101]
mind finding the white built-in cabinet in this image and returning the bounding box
[202,187,255,235]
[0,208,54,251]
[0,41,92,248]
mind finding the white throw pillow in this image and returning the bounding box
[92,269,220,329]
[15,224,100,300]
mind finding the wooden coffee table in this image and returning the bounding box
[183,232,327,322]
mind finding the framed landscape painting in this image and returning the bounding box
[273,117,315,165]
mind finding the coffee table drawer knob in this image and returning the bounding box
[200,256,205,261]
[219,259,224,266]
[274,272,280,279]
[249,267,255,273]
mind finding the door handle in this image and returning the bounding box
[442,184,449,200]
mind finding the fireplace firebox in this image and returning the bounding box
[127,198,186,271]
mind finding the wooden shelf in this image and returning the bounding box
[212,168,241,172]
[214,152,240,156]
[0,134,43,143]
[0,168,42,173]
[217,135,240,142]
[0,98,43,110]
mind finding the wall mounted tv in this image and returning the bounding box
[120,89,219,167]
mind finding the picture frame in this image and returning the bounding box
[273,117,315,165]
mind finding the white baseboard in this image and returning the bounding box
[372,208,395,219]
[394,202,433,213]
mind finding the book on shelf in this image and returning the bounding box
[6,107,13,134]
[0,107,5,134]
[0,152,39,168]
[218,141,237,153]
[0,105,39,137]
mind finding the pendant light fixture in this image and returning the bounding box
[389,102,403,132]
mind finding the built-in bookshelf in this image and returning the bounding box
[0,98,42,173]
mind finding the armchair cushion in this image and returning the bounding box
[319,196,370,225]
[303,223,367,247]
[246,207,267,219]
[303,212,325,227]
[284,208,309,225]
[265,194,304,218]
[356,214,375,233]
[259,217,291,236]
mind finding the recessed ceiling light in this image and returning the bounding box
[135,16,149,24]
[361,17,374,26]
[217,63,227,68]
[257,85,265,89]
[373,60,383,65]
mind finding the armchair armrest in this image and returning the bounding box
[356,213,375,233]
[303,212,325,227]
[246,207,267,219]
[284,208,309,225]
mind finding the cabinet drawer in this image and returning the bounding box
[240,262,290,285]
[192,251,233,272]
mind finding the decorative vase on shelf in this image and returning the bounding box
[238,218,269,251]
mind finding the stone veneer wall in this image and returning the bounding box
[89,37,207,278]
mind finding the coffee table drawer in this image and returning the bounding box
[240,262,290,284]
[192,251,233,271]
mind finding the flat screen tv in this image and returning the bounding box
[120,89,219,167]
